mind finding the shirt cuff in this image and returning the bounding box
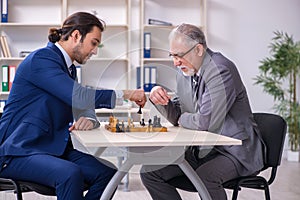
[115,90,124,100]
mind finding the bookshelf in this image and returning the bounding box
[0,0,132,96]
[0,0,207,108]
[139,0,207,92]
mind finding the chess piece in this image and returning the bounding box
[121,121,125,132]
[137,106,142,114]
[153,115,159,127]
[148,119,152,126]
[116,120,122,132]
[140,118,145,126]
[157,117,162,127]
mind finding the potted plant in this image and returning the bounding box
[254,31,300,160]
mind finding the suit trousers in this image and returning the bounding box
[140,148,239,200]
[0,147,117,200]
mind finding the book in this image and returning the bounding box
[144,32,151,58]
[1,65,8,91]
[2,36,11,57]
[0,36,8,57]
[8,65,16,90]
[1,0,8,23]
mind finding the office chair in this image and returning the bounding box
[167,113,287,200]
[0,178,57,200]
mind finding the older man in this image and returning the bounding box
[140,23,264,200]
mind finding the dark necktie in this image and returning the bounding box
[192,74,199,111]
[69,64,77,80]
[192,74,199,91]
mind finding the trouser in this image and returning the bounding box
[0,148,117,200]
[140,148,239,200]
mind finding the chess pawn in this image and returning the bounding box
[140,118,145,126]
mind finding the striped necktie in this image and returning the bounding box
[192,74,199,111]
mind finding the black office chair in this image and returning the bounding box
[167,113,287,200]
[0,167,92,200]
[0,178,57,200]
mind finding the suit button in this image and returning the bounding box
[69,122,73,126]
[65,137,69,142]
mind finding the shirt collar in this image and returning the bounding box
[55,43,73,68]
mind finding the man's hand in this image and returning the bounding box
[149,86,170,105]
[123,89,147,107]
[69,117,94,131]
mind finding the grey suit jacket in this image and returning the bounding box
[154,49,264,176]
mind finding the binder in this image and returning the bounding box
[136,66,157,92]
[144,32,151,58]
[150,67,157,85]
[144,66,157,92]
[144,67,151,91]
[136,67,141,89]
[8,65,16,90]
[76,66,81,83]
[1,0,8,23]
[2,65,8,91]
[148,19,172,26]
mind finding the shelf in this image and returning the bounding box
[0,92,9,100]
[143,24,176,29]
[143,58,172,62]
[89,57,129,62]
[0,23,61,27]
[0,57,24,61]
[144,24,205,30]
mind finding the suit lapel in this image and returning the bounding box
[47,42,70,76]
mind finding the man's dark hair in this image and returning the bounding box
[48,12,106,43]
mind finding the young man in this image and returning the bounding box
[0,12,146,200]
[140,23,265,200]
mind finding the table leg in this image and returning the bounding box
[178,159,212,200]
[117,156,130,192]
[100,159,134,200]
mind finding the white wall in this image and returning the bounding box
[207,0,300,113]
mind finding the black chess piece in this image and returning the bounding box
[121,121,125,132]
[148,119,152,127]
[140,118,145,126]
[137,106,142,114]
[116,121,121,132]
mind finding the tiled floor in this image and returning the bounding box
[1,159,299,200]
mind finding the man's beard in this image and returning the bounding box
[73,44,89,64]
[177,66,195,76]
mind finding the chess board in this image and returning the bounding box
[105,116,167,133]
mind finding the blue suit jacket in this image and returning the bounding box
[0,42,116,157]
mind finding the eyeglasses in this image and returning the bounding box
[169,43,198,59]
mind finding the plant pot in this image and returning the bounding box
[287,150,300,162]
